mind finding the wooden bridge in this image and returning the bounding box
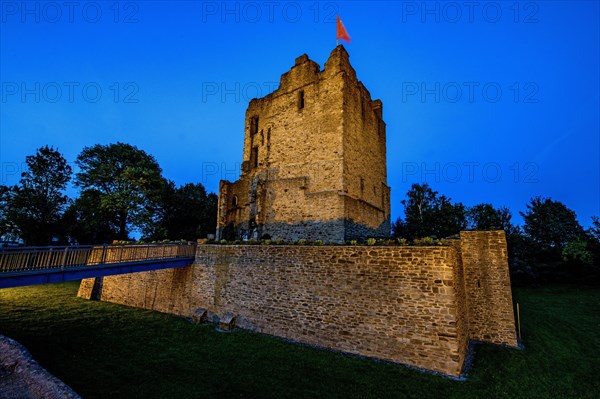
[0,243,196,289]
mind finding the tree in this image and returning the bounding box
[62,189,119,244]
[562,240,593,266]
[172,183,217,239]
[589,216,600,243]
[5,146,72,245]
[467,203,513,231]
[393,183,466,240]
[0,185,19,241]
[521,196,584,255]
[586,216,600,269]
[504,225,540,285]
[394,183,437,239]
[435,197,467,239]
[142,181,217,241]
[75,143,165,240]
[391,217,408,238]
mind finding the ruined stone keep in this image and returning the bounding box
[78,47,518,378]
[216,46,391,243]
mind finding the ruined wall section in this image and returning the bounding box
[247,53,347,229]
[448,239,469,365]
[216,46,391,242]
[218,53,349,241]
[217,179,251,240]
[79,231,517,377]
[198,245,468,376]
[334,47,390,235]
[458,231,518,346]
[89,245,469,376]
[257,55,345,178]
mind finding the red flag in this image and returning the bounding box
[336,16,351,43]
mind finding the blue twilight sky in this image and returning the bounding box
[0,0,599,228]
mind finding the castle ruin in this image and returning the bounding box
[216,46,390,243]
[78,47,518,378]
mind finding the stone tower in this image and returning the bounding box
[216,45,390,243]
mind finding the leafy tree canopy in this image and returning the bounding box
[142,181,217,241]
[562,240,593,266]
[0,184,19,241]
[588,216,600,244]
[467,203,513,231]
[521,196,584,254]
[75,142,165,240]
[393,183,466,240]
[63,189,119,244]
[5,146,72,245]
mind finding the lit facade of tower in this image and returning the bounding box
[216,46,390,243]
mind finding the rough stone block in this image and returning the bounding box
[218,313,236,331]
[191,308,208,324]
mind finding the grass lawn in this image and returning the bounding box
[0,282,599,398]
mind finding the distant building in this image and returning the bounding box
[216,46,390,243]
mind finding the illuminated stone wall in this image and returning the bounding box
[216,46,390,243]
[78,231,518,377]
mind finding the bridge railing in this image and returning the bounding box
[0,243,197,273]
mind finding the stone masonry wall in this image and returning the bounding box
[92,245,468,375]
[216,46,390,243]
[79,231,517,377]
[192,245,468,376]
[77,243,194,300]
[458,231,518,346]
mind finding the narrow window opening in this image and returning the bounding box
[250,116,259,135]
[360,98,365,119]
[232,195,238,207]
[251,147,259,169]
[298,90,305,109]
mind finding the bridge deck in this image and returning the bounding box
[0,243,196,289]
